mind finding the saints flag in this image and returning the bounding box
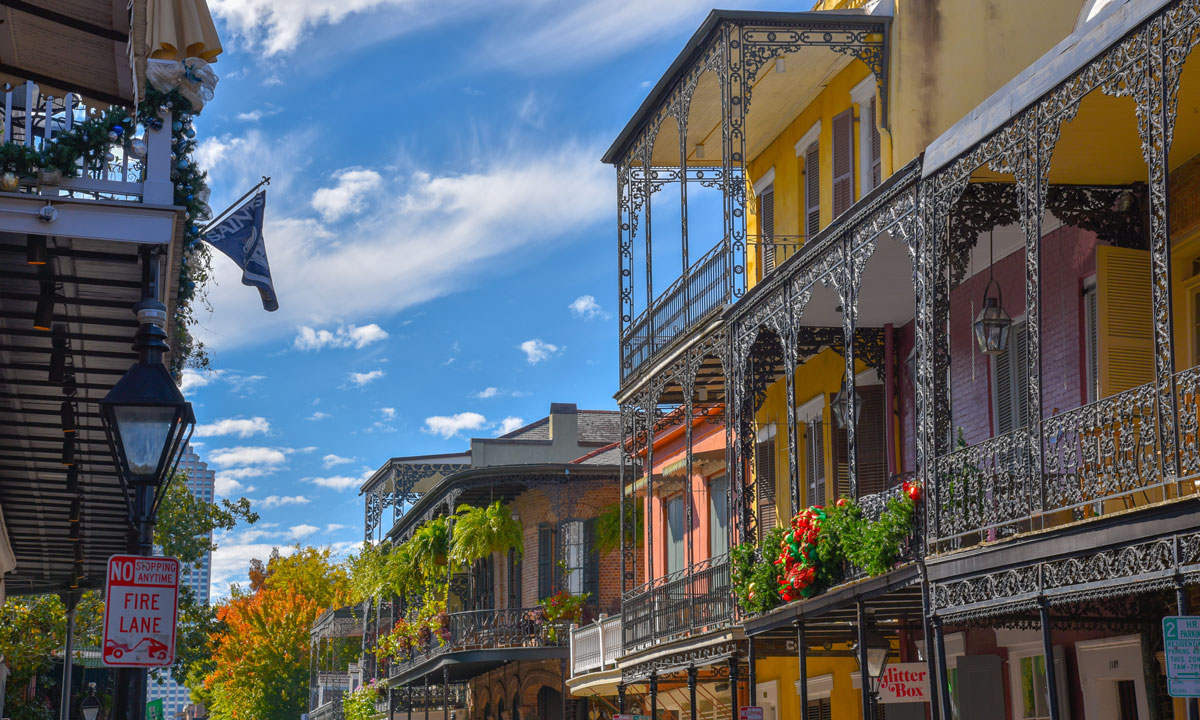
[202,190,279,311]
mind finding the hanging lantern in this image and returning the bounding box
[973,230,1011,356]
[832,374,862,430]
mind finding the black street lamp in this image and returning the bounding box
[832,373,863,430]
[100,297,194,720]
[854,628,893,719]
[80,683,101,720]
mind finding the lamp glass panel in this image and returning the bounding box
[867,645,889,679]
[112,405,176,476]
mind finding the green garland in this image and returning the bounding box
[730,526,786,614]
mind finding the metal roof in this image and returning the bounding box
[0,228,182,596]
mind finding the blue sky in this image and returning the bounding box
[187,0,792,594]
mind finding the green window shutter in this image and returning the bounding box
[805,144,820,239]
[760,186,776,274]
[583,517,599,602]
[755,435,778,532]
[855,384,888,497]
[537,524,553,600]
[832,108,854,217]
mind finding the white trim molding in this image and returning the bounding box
[850,73,878,198]
[753,166,777,197]
[795,673,834,700]
[794,120,822,157]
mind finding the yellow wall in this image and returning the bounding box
[745,62,874,287]
[755,654,863,720]
[888,0,1083,165]
[752,348,870,519]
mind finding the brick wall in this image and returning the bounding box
[947,224,1100,445]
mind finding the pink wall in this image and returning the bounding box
[948,225,1100,445]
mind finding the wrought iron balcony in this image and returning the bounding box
[391,682,470,713]
[930,378,1192,553]
[621,554,732,653]
[0,81,173,204]
[386,607,570,680]
[622,237,731,383]
[569,614,621,676]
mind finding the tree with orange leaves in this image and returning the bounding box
[200,546,350,720]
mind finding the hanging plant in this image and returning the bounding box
[593,501,644,555]
[409,516,452,570]
[449,501,524,566]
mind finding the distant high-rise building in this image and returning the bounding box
[148,444,214,717]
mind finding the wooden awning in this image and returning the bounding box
[0,0,150,107]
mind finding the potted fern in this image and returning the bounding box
[593,501,644,555]
[449,501,524,565]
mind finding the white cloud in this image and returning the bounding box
[347,369,385,387]
[304,475,362,491]
[288,524,320,539]
[192,138,610,351]
[423,412,487,438]
[209,542,298,597]
[380,407,396,420]
[236,105,282,123]
[569,294,610,320]
[326,523,346,533]
[311,168,383,221]
[179,368,266,395]
[496,416,525,435]
[294,323,389,351]
[475,387,499,399]
[258,495,311,509]
[323,453,354,469]
[194,416,271,438]
[208,446,288,468]
[519,338,561,364]
[517,90,545,129]
[214,475,246,496]
[308,411,332,421]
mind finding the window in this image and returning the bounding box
[666,496,685,574]
[1083,282,1099,403]
[869,95,882,188]
[804,143,820,239]
[1005,643,1068,720]
[851,75,882,196]
[1017,655,1050,719]
[537,524,555,600]
[507,547,522,608]
[755,425,778,532]
[832,108,854,217]
[994,319,1030,434]
[856,383,889,497]
[806,699,832,720]
[804,414,826,508]
[709,475,729,557]
[760,184,776,275]
[560,520,585,595]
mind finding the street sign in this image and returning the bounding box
[878,663,931,703]
[146,698,165,720]
[739,707,764,720]
[1164,616,1200,697]
[102,555,180,667]
[613,715,650,720]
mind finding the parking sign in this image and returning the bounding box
[1164,616,1200,697]
[102,555,180,667]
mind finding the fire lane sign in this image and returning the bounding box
[102,555,180,667]
[1164,616,1200,698]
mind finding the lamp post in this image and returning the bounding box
[100,297,195,720]
[831,373,862,430]
[80,683,100,720]
[854,627,892,720]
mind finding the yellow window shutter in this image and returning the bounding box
[1096,245,1155,397]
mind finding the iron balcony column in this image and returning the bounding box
[933,617,952,719]
[795,621,808,720]
[649,671,658,720]
[1038,600,1062,720]
[443,666,450,720]
[747,636,756,708]
[617,682,626,715]
[856,601,872,720]
[688,665,698,720]
[729,654,739,720]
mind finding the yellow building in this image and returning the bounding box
[572,0,1200,719]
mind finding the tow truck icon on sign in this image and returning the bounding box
[104,637,169,663]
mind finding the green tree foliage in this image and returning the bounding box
[593,501,644,554]
[155,481,257,565]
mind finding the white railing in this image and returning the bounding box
[569,614,621,677]
[1,81,173,204]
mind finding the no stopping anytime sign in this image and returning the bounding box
[102,555,180,667]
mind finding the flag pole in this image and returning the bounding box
[201,176,271,234]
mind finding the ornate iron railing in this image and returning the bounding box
[569,614,621,676]
[386,607,568,679]
[931,382,1181,552]
[747,234,806,283]
[1176,367,1200,477]
[390,682,470,713]
[310,700,345,720]
[621,554,731,653]
[622,238,731,382]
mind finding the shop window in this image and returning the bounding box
[709,475,729,557]
[994,319,1030,434]
[1006,644,1069,720]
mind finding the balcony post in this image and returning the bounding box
[685,375,696,625]
[560,658,568,720]
[617,683,627,714]
[424,674,430,720]
[841,232,860,499]
[143,108,174,205]
[747,636,756,708]
[729,653,740,719]
[1038,600,1062,720]
[643,143,656,354]
[649,671,658,720]
[794,621,808,720]
[856,601,872,720]
[933,617,952,720]
[919,570,943,720]
[687,665,698,720]
[442,666,449,720]
[644,390,656,590]
[785,356,800,514]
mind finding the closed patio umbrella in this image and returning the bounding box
[147,0,222,62]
